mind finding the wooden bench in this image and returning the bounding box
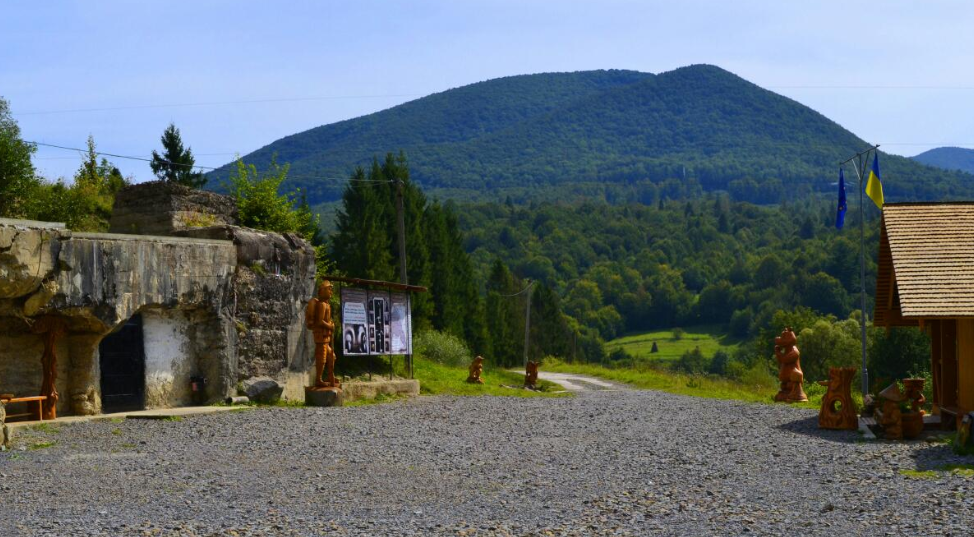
[0,396,48,422]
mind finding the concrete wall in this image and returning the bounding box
[143,310,193,409]
[0,220,238,415]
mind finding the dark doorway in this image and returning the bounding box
[99,315,145,412]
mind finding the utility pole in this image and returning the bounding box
[395,178,411,377]
[395,179,408,285]
[523,282,534,367]
[840,144,879,398]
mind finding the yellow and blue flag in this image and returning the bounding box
[865,154,884,208]
[836,168,847,229]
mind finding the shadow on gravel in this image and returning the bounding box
[777,415,861,444]
[909,442,974,471]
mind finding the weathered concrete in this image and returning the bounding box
[108,181,237,236]
[0,220,238,415]
[177,225,316,403]
[2,182,318,416]
[341,379,421,403]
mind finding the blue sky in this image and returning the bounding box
[3,0,974,181]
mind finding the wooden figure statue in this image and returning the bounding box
[305,281,338,388]
[32,316,67,420]
[525,361,539,389]
[817,367,858,430]
[466,356,485,384]
[773,327,807,403]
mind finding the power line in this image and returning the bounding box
[29,140,396,185]
[14,94,423,116]
[29,141,217,170]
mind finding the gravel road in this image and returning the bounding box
[2,390,972,536]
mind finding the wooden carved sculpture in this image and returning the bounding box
[466,356,485,384]
[901,378,926,439]
[773,327,807,403]
[305,281,338,389]
[525,361,539,389]
[878,383,905,440]
[817,367,858,430]
[32,317,67,420]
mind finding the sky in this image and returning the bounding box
[3,0,974,182]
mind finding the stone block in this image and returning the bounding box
[342,379,420,403]
[242,376,284,404]
[305,387,343,407]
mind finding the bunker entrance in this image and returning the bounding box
[99,315,146,412]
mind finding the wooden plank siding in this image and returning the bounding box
[873,203,974,422]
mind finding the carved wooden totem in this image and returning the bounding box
[773,327,807,403]
[32,316,68,420]
[817,367,858,430]
[878,383,905,440]
[524,361,539,389]
[466,356,485,384]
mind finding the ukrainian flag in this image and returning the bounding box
[865,154,884,208]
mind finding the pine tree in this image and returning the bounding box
[150,123,206,188]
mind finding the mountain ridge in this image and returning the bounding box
[912,146,974,175]
[208,65,974,205]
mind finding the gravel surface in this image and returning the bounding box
[2,390,972,536]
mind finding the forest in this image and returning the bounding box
[207,65,974,207]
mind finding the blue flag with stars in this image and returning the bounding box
[836,168,847,229]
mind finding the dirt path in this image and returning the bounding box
[536,371,626,391]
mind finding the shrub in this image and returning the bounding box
[708,350,730,376]
[675,346,707,374]
[671,327,685,340]
[414,330,472,368]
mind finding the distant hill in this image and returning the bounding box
[208,65,974,205]
[912,147,974,175]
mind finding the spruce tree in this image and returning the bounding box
[150,123,206,188]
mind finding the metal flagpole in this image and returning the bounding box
[840,144,879,397]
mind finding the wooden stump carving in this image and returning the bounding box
[31,316,68,421]
[818,367,858,430]
[524,361,539,389]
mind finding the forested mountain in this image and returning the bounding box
[912,146,974,174]
[209,65,974,205]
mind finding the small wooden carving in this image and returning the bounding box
[31,317,67,420]
[818,367,858,430]
[903,378,926,414]
[878,383,905,440]
[773,327,807,403]
[466,356,484,384]
[524,361,539,389]
[901,378,926,439]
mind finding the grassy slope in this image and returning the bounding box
[403,356,567,398]
[607,324,740,362]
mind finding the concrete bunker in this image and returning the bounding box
[0,181,316,419]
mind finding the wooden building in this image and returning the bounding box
[874,202,974,427]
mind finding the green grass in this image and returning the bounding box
[544,360,823,408]
[409,356,567,398]
[607,324,740,362]
[900,464,974,480]
[27,440,56,450]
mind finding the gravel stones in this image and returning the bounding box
[241,377,284,404]
[1,390,972,535]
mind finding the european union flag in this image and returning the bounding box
[836,168,847,229]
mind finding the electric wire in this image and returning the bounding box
[14,94,424,116]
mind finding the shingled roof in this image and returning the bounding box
[874,202,974,326]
